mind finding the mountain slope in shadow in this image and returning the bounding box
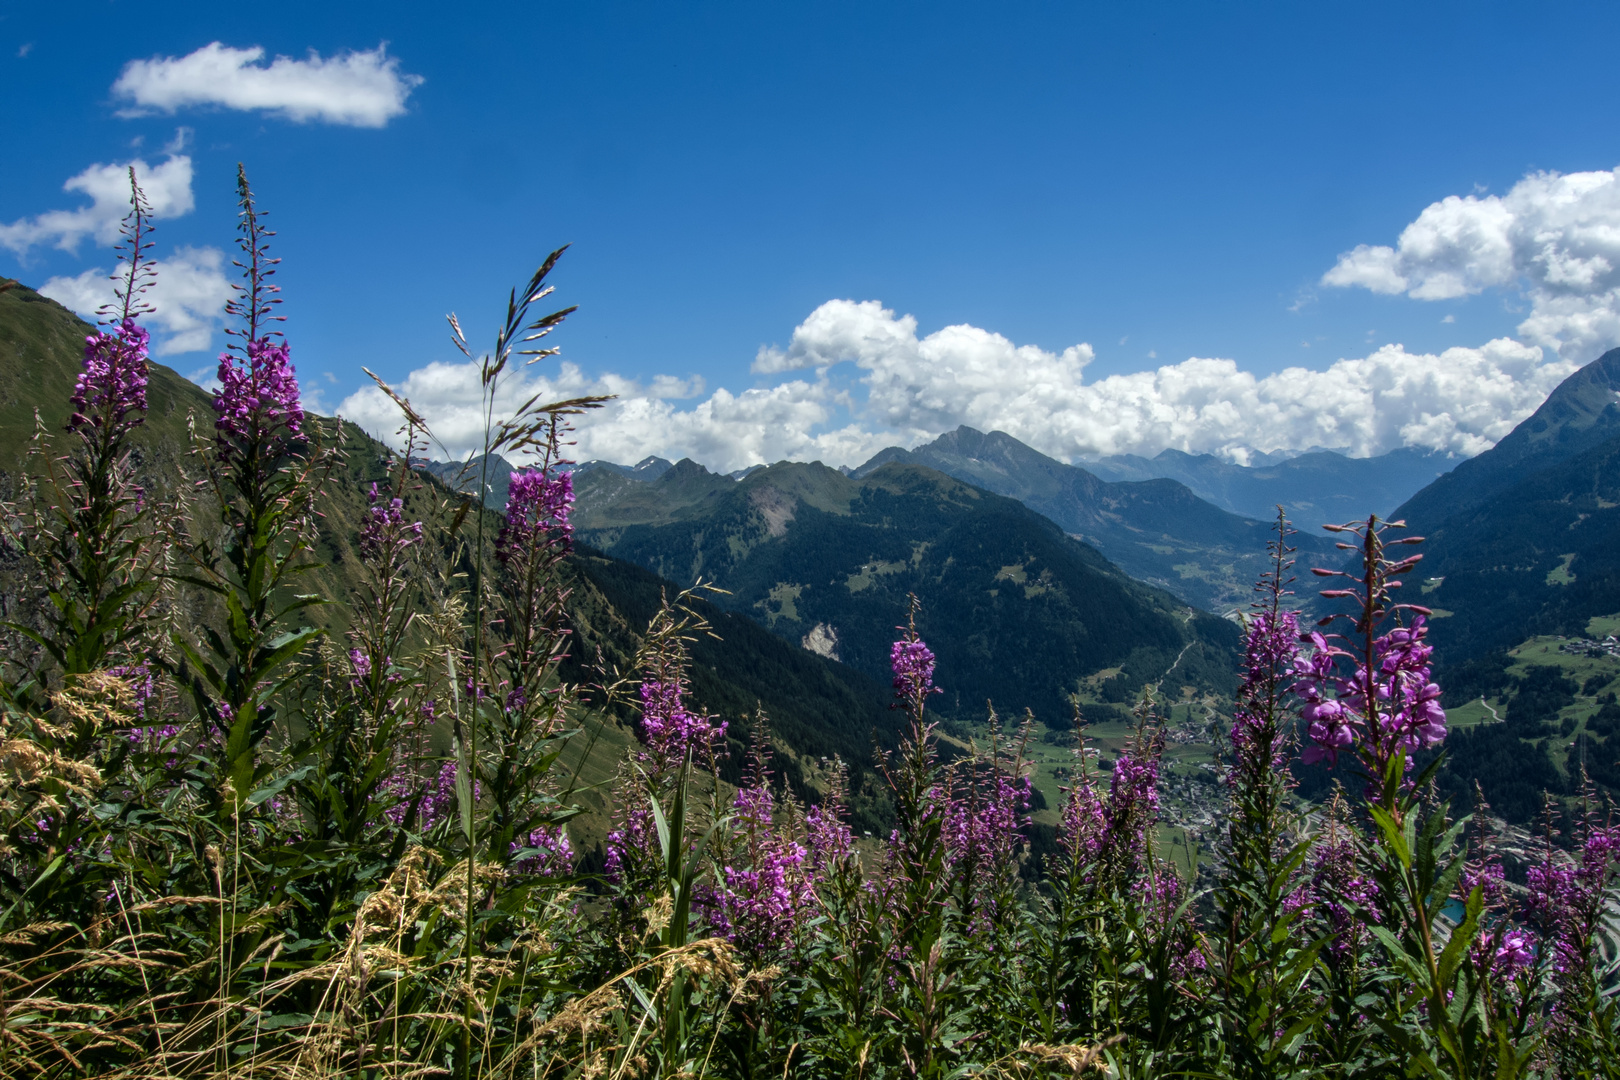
[574,457,1241,725]
[853,426,1338,613]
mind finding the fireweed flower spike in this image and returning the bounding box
[214,336,304,457]
[7,165,168,703]
[71,320,150,441]
[1295,516,1446,783]
[708,727,810,954]
[804,757,854,870]
[496,467,574,559]
[636,677,726,771]
[213,164,302,461]
[71,166,156,443]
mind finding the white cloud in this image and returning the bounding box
[1323,166,1620,360]
[40,246,233,355]
[113,42,422,128]
[764,300,1573,462]
[338,359,888,473]
[0,155,193,255]
[349,298,1577,473]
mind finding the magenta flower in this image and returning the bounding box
[511,824,574,876]
[945,765,1030,873]
[1059,772,1108,865]
[636,678,726,769]
[605,802,656,884]
[1524,824,1620,978]
[890,637,940,701]
[1493,930,1534,975]
[381,761,475,830]
[359,482,423,558]
[70,319,149,439]
[805,801,853,867]
[497,467,573,561]
[1059,737,1165,884]
[108,659,157,722]
[213,337,304,455]
[1229,609,1302,778]
[1294,616,1447,768]
[1309,832,1379,960]
[700,779,811,953]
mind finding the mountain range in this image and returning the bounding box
[847,426,1341,613]
[571,455,1242,724]
[1083,445,1454,523]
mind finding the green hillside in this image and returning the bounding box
[1415,429,1620,662]
[574,456,1242,725]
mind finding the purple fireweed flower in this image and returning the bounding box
[1294,615,1447,768]
[716,838,807,952]
[1494,930,1535,975]
[359,482,423,558]
[511,824,573,876]
[213,337,304,455]
[636,679,726,769]
[1060,774,1108,865]
[1229,610,1302,780]
[1309,832,1379,960]
[708,781,810,953]
[605,802,657,884]
[108,660,157,722]
[890,637,941,702]
[1059,740,1164,884]
[945,765,1030,873]
[805,759,855,870]
[497,468,573,561]
[805,801,853,868]
[349,649,371,685]
[381,761,476,830]
[70,319,149,438]
[1524,824,1620,978]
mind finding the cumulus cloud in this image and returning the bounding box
[112,42,422,127]
[345,297,1578,473]
[1323,166,1620,360]
[760,300,1574,462]
[0,155,193,255]
[41,246,233,355]
[337,360,888,473]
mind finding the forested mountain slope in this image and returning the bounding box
[574,457,1242,725]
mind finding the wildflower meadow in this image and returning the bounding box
[2,170,1618,1080]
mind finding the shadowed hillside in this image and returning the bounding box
[853,426,1342,612]
[574,456,1242,725]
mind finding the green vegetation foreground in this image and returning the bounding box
[2,169,1618,1079]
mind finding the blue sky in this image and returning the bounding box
[5,1,1620,469]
